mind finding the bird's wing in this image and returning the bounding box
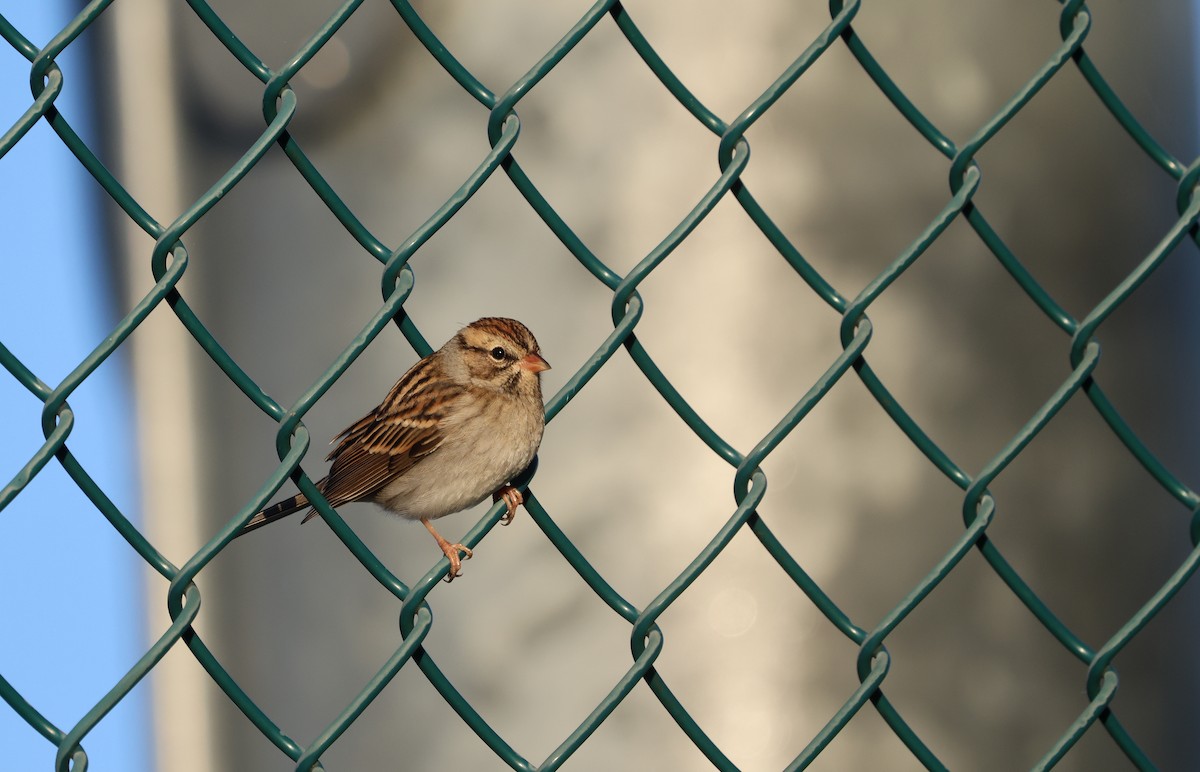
[317,357,464,508]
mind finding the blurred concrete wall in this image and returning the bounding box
[101,1,1198,770]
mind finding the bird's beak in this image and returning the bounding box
[519,353,551,373]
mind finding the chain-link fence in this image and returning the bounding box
[3,1,1200,770]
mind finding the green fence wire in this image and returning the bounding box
[2,0,1199,770]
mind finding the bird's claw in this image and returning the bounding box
[493,485,524,525]
[441,542,473,583]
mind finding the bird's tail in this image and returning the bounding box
[239,493,312,536]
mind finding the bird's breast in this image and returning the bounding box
[373,393,544,521]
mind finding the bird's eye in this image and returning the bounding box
[489,346,507,361]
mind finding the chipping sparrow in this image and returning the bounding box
[239,317,549,581]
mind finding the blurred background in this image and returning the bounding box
[3,1,1200,770]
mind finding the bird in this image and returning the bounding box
[238,317,549,581]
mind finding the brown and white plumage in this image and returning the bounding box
[239,317,549,580]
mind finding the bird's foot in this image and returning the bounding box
[423,518,473,582]
[493,485,524,525]
[440,541,473,583]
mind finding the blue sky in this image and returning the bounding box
[0,3,150,770]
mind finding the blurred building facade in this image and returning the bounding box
[99,2,1198,770]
